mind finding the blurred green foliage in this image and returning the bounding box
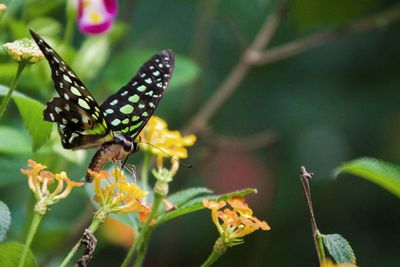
[0,0,399,266]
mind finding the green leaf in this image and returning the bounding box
[0,201,11,242]
[72,36,110,81]
[335,157,400,197]
[167,187,213,207]
[24,0,64,19]
[0,86,52,151]
[0,63,18,81]
[0,126,31,154]
[0,242,36,267]
[169,54,200,89]
[28,17,62,38]
[156,188,257,226]
[322,234,356,264]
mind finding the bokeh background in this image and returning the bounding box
[0,0,399,266]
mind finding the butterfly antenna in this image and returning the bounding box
[139,141,194,168]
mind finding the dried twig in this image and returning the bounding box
[75,229,97,267]
[300,166,324,264]
[207,129,278,151]
[183,0,289,134]
[252,4,400,66]
[184,3,400,135]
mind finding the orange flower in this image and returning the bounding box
[100,217,135,247]
[21,160,84,214]
[203,197,270,246]
[90,168,151,221]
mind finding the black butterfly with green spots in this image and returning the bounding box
[30,30,175,182]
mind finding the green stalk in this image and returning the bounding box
[18,212,43,267]
[121,193,163,267]
[200,237,227,267]
[0,62,26,120]
[63,0,76,45]
[141,152,152,202]
[316,231,326,261]
[133,227,153,267]
[60,212,103,267]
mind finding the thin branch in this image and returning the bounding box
[207,130,278,151]
[300,166,324,265]
[252,3,400,66]
[183,0,289,134]
[183,3,400,135]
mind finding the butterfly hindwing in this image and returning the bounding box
[100,49,175,140]
[30,29,112,149]
[44,98,111,148]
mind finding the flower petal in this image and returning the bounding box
[78,0,118,35]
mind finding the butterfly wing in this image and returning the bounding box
[100,49,175,140]
[30,29,113,149]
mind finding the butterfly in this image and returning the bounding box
[29,29,175,182]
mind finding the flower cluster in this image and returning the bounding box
[21,160,84,214]
[3,38,44,64]
[203,197,270,246]
[89,168,151,221]
[140,116,196,173]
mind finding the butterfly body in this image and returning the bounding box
[30,30,175,182]
[86,134,138,181]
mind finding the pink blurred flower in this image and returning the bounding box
[78,0,118,35]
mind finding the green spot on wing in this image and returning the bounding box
[120,104,134,114]
[70,86,81,96]
[111,119,121,126]
[128,94,140,103]
[130,121,143,131]
[78,99,90,110]
[137,85,146,92]
[122,118,129,124]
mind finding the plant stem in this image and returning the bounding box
[299,166,325,264]
[316,232,326,260]
[0,62,26,120]
[133,227,153,267]
[63,0,76,45]
[121,193,163,267]
[18,212,43,267]
[141,152,152,202]
[59,214,102,267]
[200,237,227,267]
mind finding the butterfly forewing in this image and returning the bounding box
[30,30,112,149]
[100,49,175,140]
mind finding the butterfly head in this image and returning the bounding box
[114,134,139,154]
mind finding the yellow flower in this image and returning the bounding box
[89,168,151,220]
[203,197,270,246]
[21,160,84,214]
[3,38,44,64]
[321,259,357,267]
[140,116,196,170]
